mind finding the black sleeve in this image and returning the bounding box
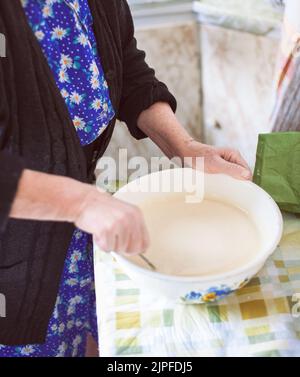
[0,61,24,233]
[117,0,177,140]
[0,151,24,233]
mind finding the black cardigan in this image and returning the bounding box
[0,0,176,345]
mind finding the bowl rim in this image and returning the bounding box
[111,171,284,284]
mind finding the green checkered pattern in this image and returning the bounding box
[94,213,300,357]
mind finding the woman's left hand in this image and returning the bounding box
[138,102,253,181]
[185,140,252,181]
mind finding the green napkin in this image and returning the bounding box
[253,132,300,214]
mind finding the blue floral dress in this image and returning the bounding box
[0,0,115,357]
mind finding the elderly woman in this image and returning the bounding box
[0,0,251,356]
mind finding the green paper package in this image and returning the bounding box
[254,132,300,214]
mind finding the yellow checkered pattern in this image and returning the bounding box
[94,213,300,357]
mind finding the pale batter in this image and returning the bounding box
[128,193,261,277]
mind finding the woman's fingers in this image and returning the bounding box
[134,207,150,254]
[189,143,252,181]
[87,197,150,256]
[219,148,252,172]
[94,233,111,253]
[123,207,150,255]
[208,155,252,180]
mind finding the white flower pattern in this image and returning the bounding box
[51,26,68,40]
[70,91,83,105]
[60,54,73,69]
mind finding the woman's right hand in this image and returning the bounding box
[74,187,150,255]
[10,169,149,256]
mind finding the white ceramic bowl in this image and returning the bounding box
[111,168,283,303]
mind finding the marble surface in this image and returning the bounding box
[194,0,284,38]
[200,24,279,168]
[102,22,202,168]
[129,0,284,37]
[130,0,192,10]
[129,0,196,29]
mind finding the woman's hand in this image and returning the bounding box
[137,102,252,181]
[74,188,150,255]
[10,170,149,255]
[183,140,252,180]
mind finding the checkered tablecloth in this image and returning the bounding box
[94,213,300,357]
